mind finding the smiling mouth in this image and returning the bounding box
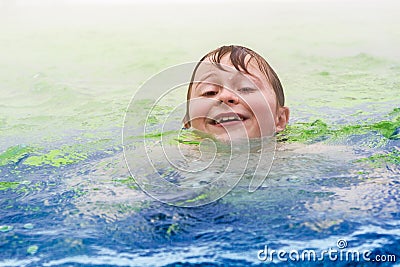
[210,113,246,125]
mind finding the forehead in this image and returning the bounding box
[193,54,268,89]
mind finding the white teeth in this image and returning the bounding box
[216,116,243,123]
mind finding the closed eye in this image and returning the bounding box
[201,90,218,96]
[238,87,257,94]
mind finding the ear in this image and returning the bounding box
[183,113,191,129]
[275,106,290,133]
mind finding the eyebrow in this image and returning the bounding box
[215,62,265,87]
[193,72,218,90]
[193,69,264,91]
[247,73,263,89]
[198,72,217,82]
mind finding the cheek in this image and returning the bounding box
[188,98,214,121]
[243,94,276,132]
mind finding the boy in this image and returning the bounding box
[183,45,289,141]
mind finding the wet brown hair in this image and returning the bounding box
[183,45,285,128]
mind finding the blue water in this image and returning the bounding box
[1,127,399,266]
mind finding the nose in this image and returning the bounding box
[217,88,239,105]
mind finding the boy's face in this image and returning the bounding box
[187,55,280,141]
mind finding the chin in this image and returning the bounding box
[212,131,251,143]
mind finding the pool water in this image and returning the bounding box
[1,1,400,266]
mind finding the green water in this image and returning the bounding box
[1,1,399,140]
